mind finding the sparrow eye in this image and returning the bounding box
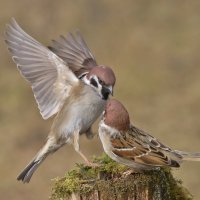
[90,78,98,88]
[98,78,104,85]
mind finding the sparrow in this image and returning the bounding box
[99,99,200,170]
[48,30,114,139]
[5,18,116,183]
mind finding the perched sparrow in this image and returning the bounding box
[99,99,200,170]
[5,19,116,183]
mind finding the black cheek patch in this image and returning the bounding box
[90,78,98,88]
[101,87,110,100]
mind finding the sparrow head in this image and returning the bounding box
[86,65,116,100]
[104,99,130,131]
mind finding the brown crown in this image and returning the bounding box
[87,65,116,86]
[104,99,130,131]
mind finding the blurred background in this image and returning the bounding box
[1,0,200,199]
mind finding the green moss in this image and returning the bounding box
[50,154,192,200]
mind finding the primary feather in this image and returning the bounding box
[5,18,79,119]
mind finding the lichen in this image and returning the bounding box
[50,154,192,200]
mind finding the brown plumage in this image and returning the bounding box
[48,32,97,77]
[104,99,130,131]
[99,99,200,171]
[87,65,116,86]
[49,32,116,90]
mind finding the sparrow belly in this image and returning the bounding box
[52,85,106,142]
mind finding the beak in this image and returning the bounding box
[101,86,113,100]
[107,86,113,96]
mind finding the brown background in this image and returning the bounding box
[1,0,200,199]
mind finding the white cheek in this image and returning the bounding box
[99,121,119,137]
[82,75,104,99]
[82,76,90,85]
[97,83,102,93]
[91,77,103,95]
[93,76,102,91]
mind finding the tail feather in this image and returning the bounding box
[175,150,200,161]
[17,136,60,183]
[17,159,42,183]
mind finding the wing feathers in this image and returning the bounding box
[5,18,79,119]
[111,126,181,167]
[49,31,97,77]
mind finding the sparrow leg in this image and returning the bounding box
[73,129,90,163]
[73,129,99,167]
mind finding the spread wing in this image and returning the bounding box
[5,18,79,119]
[111,126,181,167]
[48,31,97,78]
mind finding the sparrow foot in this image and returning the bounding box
[77,151,100,167]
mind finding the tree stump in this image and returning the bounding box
[50,154,192,200]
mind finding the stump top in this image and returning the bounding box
[50,154,192,200]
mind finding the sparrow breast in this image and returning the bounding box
[52,84,106,140]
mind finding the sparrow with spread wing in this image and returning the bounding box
[48,30,114,138]
[5,19,116,183]
[99,99,200,170]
